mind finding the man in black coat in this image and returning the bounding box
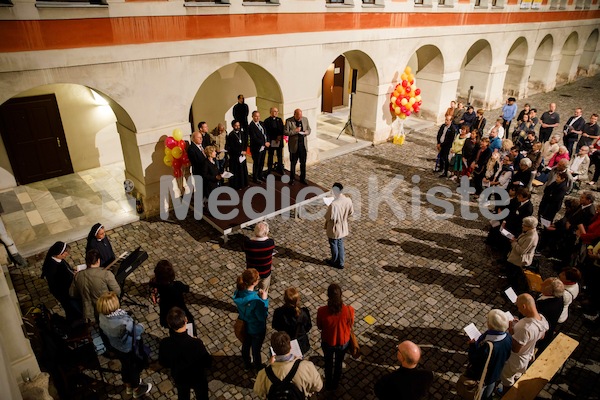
[436,115,457,178]
[159,307,212,400]
[248,110,270,183]
[188,131,207,177]
[536,278,565,352]
[233,94,249,133]
[562,108,586,156]
[264,107,285,174]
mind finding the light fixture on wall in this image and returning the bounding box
[91,89,109,106]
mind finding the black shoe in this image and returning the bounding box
[289,179,295,185]
[335,264,344,270]
[300,179,308,185]
[438,173,448,178]
[324,258,334,266]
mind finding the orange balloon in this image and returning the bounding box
[401,73,408,81]
[404,66,412,74]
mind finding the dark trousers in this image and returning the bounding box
[322,341,348,390]
[267,145,284,173]
[116,350,141,388]
[439,146,451,174]
[590,152,600,182]
[176,380,209,400]
[472,171,485,194]
[503,118,512,133]
[290,146,307,181]
[252,149,266,181]
[242,330,266,369]
[55,294,83,325]
[539,128,553,143]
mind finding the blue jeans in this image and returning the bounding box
[322,341,348,390]
[242,330,266,369]
[328,238,345,267]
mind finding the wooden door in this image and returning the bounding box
[332,55,346,107]
[0,94,73,184]
[321,65,334,113]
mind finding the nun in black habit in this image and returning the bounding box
[41,241,83,323]
[86,223,116,269]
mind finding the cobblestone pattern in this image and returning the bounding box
[10,76,600,399]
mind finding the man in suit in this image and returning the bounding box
[436,115,456,178]
[285,109,311,185]
[188,131,207,177]
[563,108,586,156]
[233,94,249,133]
[197,121,212,148]
[264,107,285,175]
[248,111,270,183]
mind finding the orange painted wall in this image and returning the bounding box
[0,11,599,52]
[507,0,519,5]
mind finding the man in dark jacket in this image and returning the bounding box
[159,307,212,400]
[436,115,457,178]
[248,110,270,183]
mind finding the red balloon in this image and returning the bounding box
[395,98,402,106]
[173,168,182,178]
[410,80,414,85]
[405,86,411,93]
[400,106,407,113]
[172,158,182,169]
[413,106,420,113]
[178,140,186,150]
[418,101,423,106]
[401,80,408,88]
[165,137,177,149]
[415,88,421,96]
[405,111,411,117]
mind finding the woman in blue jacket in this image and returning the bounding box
[233,268,269,371]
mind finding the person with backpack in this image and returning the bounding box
[253,332,322,399]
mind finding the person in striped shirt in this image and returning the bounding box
[244,221,275,291]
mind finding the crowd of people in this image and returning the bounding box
[188,95,313,200]
[436,98,600,398]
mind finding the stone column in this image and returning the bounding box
[529,53,562,94]
[414,70,459,123]
[484,63,509,110]
[504,58,533,100]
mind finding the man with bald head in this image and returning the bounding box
[285,108,311,185]
[500,293,549,390]
[374,340,433,399]
[539,103,560,143]
[189,128,208,176]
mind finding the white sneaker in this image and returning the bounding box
[133,383,152,398]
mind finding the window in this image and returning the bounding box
[36,0,108,6]
[363,0,375,3]
[328,0,345,2]
[415,0,424,4]
[438,0,445,4]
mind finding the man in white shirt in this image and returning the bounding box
[568,146,590,182]
[488,118,505,140]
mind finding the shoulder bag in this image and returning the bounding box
[344,306,361,359]
[456,341,493,400]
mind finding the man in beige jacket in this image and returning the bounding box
[324,182,354,269]
[254,332,322,399]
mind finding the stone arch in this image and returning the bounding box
[529,34,554,94]
[0,83,137,189]
[578,29,599,76]
[318,49,379,141]
[557,32,579,84]
[406,44,445,121]
[502,37,529,99]
[191,62,283,132]
[457,39,493,108]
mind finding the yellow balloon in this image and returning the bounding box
[164,147,172,156]
[172,129,183,142]
[408,74,414,82]
[391,96,397,104]
[400,98,408,106]
[399,113,407,119]
[394,106,401,115]
[409,97,416,105]
[401,73,408,81]
[415,95,422,102]
[171,146,183,159]
[405,66,412,74]
[163,155,173,167]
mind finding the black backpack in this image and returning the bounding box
[265,359,304,400]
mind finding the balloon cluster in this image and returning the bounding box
[389,66,422,120]
[163,129,190,178]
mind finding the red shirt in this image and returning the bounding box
[317,304,354,346]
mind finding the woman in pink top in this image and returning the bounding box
[548,145,570,168]
[317,283,354,391]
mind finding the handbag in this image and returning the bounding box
[456,341,493,400]
[345,306,361,359]
[233,318,246,343]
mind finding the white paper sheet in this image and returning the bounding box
[300,131,308,135]
[500,228,514,240]
[269,339,303,359]
[260,146,265,152]
[323,196,334,206]
[76,264,87,272]
[464,323,482,341]
[222,171,233,179]
[540,217,551,228]
[505,311,514,321]
[239,155,246,163]
[186,323,194,337]
[504,287,518,303]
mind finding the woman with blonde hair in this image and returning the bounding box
[272,287,312,354]
[97,292,152,397]
[233,268,269,371]
[201,145,222,199]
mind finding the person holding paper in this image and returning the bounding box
[264,107,285,175]
[285,108,311,185]
[253,331,323,398]
[464,310,512,400]
[324,182,354,269]
[71,249,120,322]
[225,120,249,190]
[535,278,565,352]
[374,340,433,400]
[200,146,222,200]
[505,216,539,290]
[248,111,270,183]
[500,294,549,391]
[159,307,212,400]
[272,287,313,354]
[538,171,569,224]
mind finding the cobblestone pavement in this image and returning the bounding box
[10,75,600,399]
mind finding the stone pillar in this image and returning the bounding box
[529,53,562,94]
[412,70,460,123]
[504,59,533,100]
[483,63,509,110]
[351,80,382,143]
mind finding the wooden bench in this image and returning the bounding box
[502,333,579,400]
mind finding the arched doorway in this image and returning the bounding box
[557,32,579,84]
[190,62,283,134]
[529,34,554,94]
[578,29,599,76]
[406,44,445,121]
[502,37,529,99]
[456,40,493,108]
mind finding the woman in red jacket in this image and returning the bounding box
[317,283,354,391]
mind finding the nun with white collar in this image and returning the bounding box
[86,223,116,269]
